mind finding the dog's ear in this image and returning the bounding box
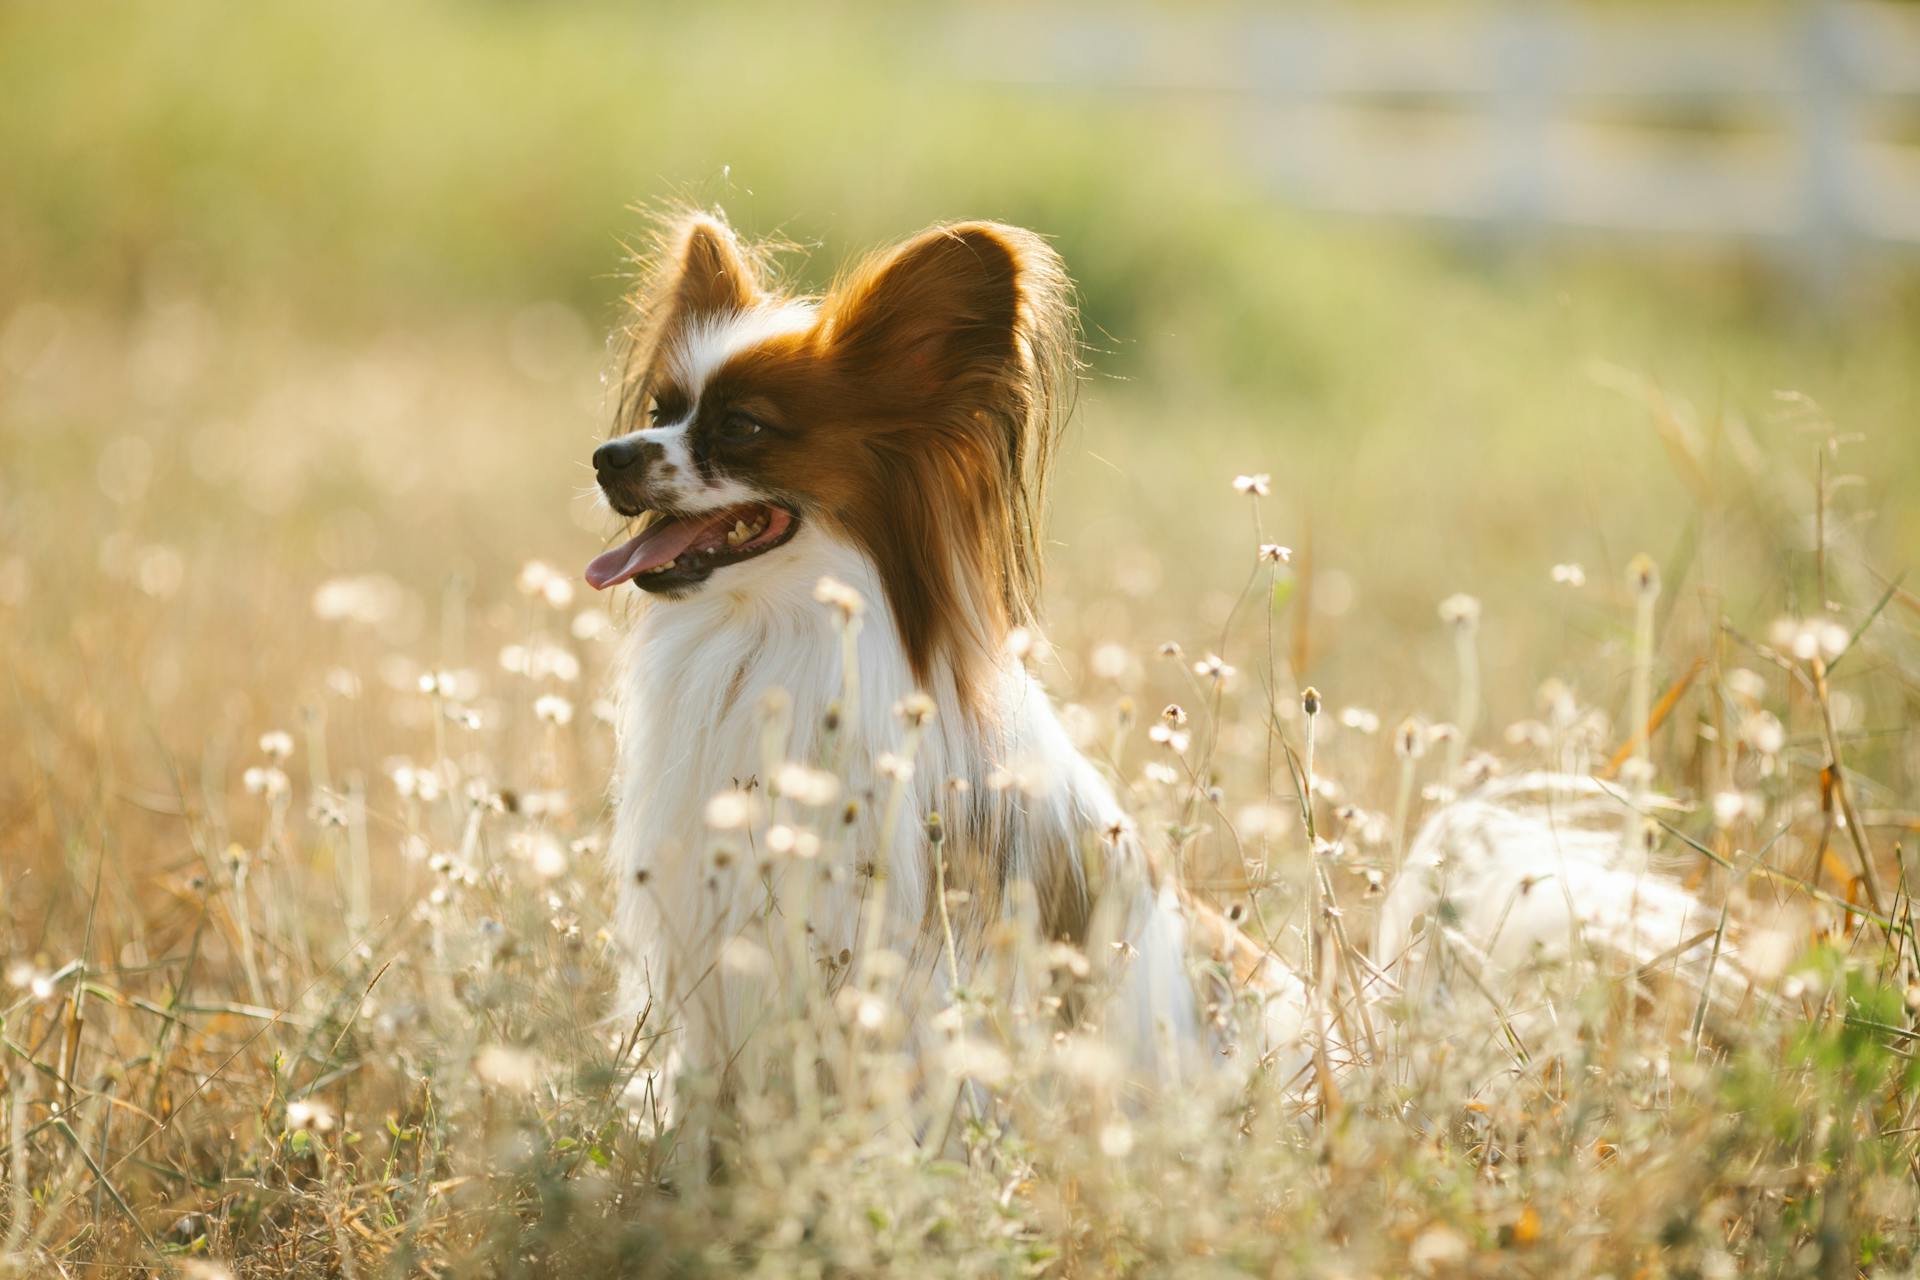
[669,214,762,319]
[826,224,1027,389]
[616,212,765,420]
[816,223,1077,710]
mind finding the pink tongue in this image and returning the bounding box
[584,514,720,589]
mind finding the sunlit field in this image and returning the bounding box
[6,4,1920,1276]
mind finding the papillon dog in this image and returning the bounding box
[584,212,1303,1100]
[583,211,1754,1111]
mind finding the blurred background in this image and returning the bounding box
[4,0,1919,804]
[9,6,1920,1269]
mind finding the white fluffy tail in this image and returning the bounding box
[1372,772,1764,1051]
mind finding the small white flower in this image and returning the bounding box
[242,766,289,798]
[533,694,574,726]
[1147,723,1191,753]
[813,576,864,618]
[309,793,349,828]
[837,987,888,1031]
[1741,710,1786,757]
[876,752,915,782]
[1628,553,1660,597]
[529,836,568,879]
[1090,643,1131,681]
[258,730,294,761]
[1258,543,1292,564]
[1232,473,1271,497]
[1770,616,1846,662]
[1710,790,1761,829]
[516,560,557,596]
[7,963,54,1002]
[1438,593,1481,629]
[773,763,840,807]
[1550,562,1586,587]
[764,824,822,859]
[1338,707,1380,734]
[894,692,937,727]
[285,1099,337,1133]
[1192,654,1235,682]
[389,761,445,803]
[571,609,612,642]
[704,789,756,830]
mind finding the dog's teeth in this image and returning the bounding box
[727,519,751,548]
[645,558,676,575]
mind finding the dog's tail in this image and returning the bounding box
[1374,772,1770,1050]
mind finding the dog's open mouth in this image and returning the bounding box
[584,503,798,592]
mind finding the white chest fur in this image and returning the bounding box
[604,528,1202,1084]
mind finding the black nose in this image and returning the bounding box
[594,437,641,472]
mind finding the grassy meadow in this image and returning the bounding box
[5,2,1920,1275]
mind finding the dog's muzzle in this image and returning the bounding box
[593,434,665,516]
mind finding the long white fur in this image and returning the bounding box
[1375,772,1757,1057]
[607,526,1207,1092]
[600,308,1752,1110]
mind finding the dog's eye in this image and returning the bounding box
[720,412,763,441]
[647,392,689,426]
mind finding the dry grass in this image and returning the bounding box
[7,6,1920,1274]
[3,284,1919,1279]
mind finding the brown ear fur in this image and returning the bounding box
[819,223,1079,707]
[616,211,767,429]
[609,214,1080,714]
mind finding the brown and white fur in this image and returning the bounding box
[584,211,1753,1109]
[585,213,1302,1100]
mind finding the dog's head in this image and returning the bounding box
[586,211,1076,696]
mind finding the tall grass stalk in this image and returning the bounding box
[1623,554,1659,864]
